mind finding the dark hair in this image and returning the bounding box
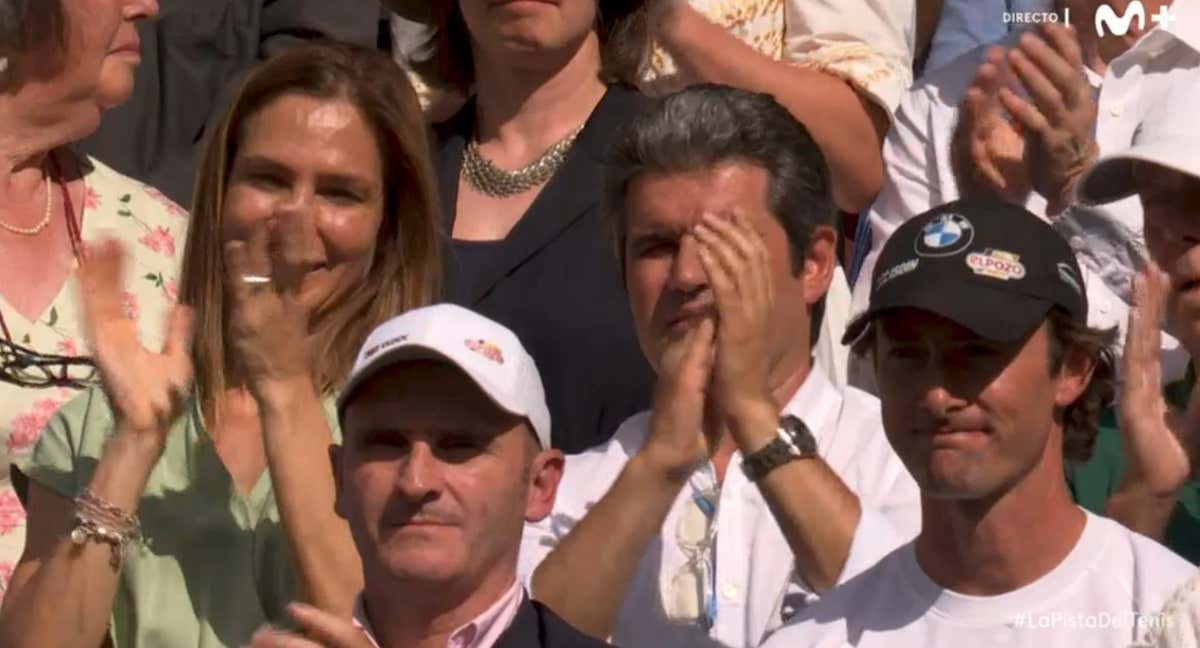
[0,0,65,60]
[1046,308,1117,463]
[185,43,443,408]
[604,84,835,276]
[418,3,648,95]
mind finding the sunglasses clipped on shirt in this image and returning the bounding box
[0,337,97,390]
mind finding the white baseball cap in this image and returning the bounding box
[1077,79,1200,206]
[337,304,551,449]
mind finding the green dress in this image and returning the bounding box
[14,387,340,648]
[1067,368,1200,564]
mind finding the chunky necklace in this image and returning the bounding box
[462,125,585,198]
[0,161,52,236]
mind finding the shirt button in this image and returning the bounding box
[1109,103,1124,117]
[722,584,739,601]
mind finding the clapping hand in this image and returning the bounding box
[953,46,1033,204]
[998,24,1098,215]
[953,24,1098,215]
[1117,261,1198,498]
[78,239,194,440]
[223,217,317,398]
[245,604,375,648]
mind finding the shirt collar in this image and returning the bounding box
[352,579,524,648]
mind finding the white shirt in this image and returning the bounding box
[351,580,525,648]
[518,367,920,648]
[849,6,1200,386]
[761,511,1193,648]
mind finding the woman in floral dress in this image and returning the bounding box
[0,0,185,600]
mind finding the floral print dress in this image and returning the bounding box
[0,152,188,600]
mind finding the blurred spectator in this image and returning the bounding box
[0,44,442,648]
[922,0,1054,76]
[0,0,185,601]
[250,304,610,648]
[850,3,1199,390]
[640,0,914,215]
[521,86,919,648]
[1070,77,1200,563]
[764,199,1189,647]
[383,1,656,454]
[76,0,383,207]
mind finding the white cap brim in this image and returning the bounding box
[337,344,550,450]
[1077,137,1200,206]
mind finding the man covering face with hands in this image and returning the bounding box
[519,85,919,648]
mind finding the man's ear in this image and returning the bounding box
[1054,344,1097,409]
[802,225,838,306]
[525,448,565,523]
[330,444,348,522]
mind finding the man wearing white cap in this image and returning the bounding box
[248,304,609,648]
[1070,78,1200,564]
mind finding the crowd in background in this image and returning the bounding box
[0,1,1199,647]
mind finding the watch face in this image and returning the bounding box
[779,415,817,456]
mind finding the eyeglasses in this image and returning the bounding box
[666,485,718,631]
[0,337,97,389]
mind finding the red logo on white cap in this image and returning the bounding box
[465,339,505,364]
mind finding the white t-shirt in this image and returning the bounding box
[519,367,920,648]
[761,511,1192,648]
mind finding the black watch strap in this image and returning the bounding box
[741,414,817,482]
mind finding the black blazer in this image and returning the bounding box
[435,86,656,454]
[496,596,614,648]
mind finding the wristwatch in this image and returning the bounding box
[741,415,817,482]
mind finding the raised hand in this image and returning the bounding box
[223,217,317,397]
[952,46,1033,204]
[998,24,1098,215]
[78,239,193,439]
[692,212,777,439]
[1117,261,1197,499]
[245,603,375,648]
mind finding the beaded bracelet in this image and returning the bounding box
[70,489,141,569]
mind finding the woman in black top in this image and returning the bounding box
[387,1,655,453]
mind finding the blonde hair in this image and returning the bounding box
[182,43,443,407]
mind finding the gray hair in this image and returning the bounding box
[603,84,835,276]
[0,0,65,60]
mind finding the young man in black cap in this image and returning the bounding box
[763,198,1191,647]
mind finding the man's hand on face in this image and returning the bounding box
[692,211,781,449]
[998,24,1099,215]
[1119,261,1198,497]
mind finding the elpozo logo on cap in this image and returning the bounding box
[915,213,974,257]
[966,249,1026,281]
[465,338,505,364]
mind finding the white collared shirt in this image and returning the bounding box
[518,367,920,648]
[849,5,1200,385]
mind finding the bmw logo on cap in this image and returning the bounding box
[915,213,974,257]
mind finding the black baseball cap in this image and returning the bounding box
[843,198,1088,345]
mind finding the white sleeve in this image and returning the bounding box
[782,0,916,116]
[849,86,946,322]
